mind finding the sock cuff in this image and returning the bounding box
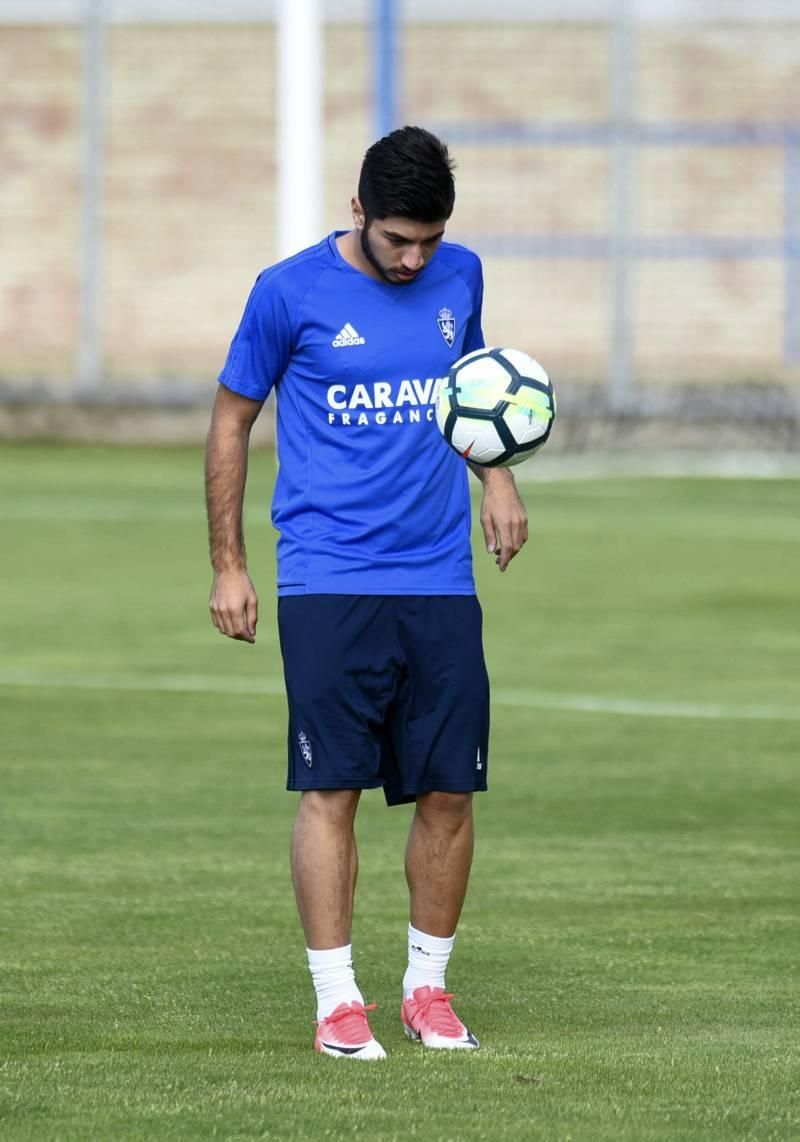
[408,924,455,954]
[307,944,353,970]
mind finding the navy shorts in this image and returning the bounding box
[277,595,490,806]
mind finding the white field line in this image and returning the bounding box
[0,670,798,723]
[0,504,204,522]
[2,453,800,522]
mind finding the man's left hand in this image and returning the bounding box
[475,467,528,572]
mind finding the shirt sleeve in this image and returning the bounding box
[218,271,294,401]
[462,257,485,354]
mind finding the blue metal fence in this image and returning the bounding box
[425,119,800,366]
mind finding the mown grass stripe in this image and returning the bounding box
[1,670,797,722]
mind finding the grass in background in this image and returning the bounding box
[0,445,798,1141]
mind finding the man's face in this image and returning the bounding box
[359,215,447,285]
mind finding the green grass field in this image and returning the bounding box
[1,444,798,1141]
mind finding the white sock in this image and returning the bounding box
[402,924,455,998]
[307,944,365,1021]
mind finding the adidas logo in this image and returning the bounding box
[332,323,366,348]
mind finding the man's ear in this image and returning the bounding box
[351,197,365,228]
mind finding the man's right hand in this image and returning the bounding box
[209,569,259,643]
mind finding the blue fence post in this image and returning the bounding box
[784,130,800,364]
[375,0,397,138]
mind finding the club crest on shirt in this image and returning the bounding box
[437,307,455,347]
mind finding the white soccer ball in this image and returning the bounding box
[435,347,556,467]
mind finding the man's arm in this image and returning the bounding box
[205,384,264,642]
[468,462,528,573]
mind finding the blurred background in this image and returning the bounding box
[2,0,800,462]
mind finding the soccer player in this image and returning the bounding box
[205,126,528,1059]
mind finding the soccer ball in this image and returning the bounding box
[435,347,556,467]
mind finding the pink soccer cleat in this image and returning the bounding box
[401,986,480,1050]
[314,1001,387,1059]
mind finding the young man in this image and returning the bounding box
[206,126,528,1059]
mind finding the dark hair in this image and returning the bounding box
[358,125,456,223]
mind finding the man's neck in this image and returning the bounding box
[335,230,383,282]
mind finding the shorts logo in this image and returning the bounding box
[437,307,455,347]
[476,748,483,771]
[298,731,313,767]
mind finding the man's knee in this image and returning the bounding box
[298,788,361,828]
[414,791,473,831]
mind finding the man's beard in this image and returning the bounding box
[359,222,393,283]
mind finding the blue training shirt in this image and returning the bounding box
[219,231,485,596]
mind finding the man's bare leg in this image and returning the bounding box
[291,789,385,1057]
[401,791,479,1048]
[405,791,474,936]
[291,789,361,948]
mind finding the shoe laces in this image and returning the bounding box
[317,1001,377,1045]
[414,989,464,1036]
